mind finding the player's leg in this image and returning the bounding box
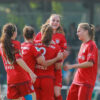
[7,81,34,99]
[23,92,36,100]
[41,78,54,100]
[34,78,41,100]
[66,84,79,100]
[78,85,93,100]
[12,97,22,100]
[31,92,36,100]
[54,86,62,100]
[54,69,62,100]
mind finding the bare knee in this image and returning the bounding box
[54,86,61,97]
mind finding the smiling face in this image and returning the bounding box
[49,15,60,31]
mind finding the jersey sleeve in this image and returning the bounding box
[55,45,62,62]
[59,34,67,50]
[87,43,97,64]
[34,32,41,41]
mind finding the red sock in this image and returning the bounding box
[55,95,63,100]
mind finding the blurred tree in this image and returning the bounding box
[52,1,63,14]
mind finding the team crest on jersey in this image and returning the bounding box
[56,39,60,44]
[78,55,85,60]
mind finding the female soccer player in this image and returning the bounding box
[21,26,46,100]
[0,23,36,100]
[35,14,68,100]
[64,23,98,100]
[34,24,63,100]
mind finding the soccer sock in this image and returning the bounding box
[55,95,63,100]
[24,94,32,100]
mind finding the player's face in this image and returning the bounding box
[49,16,60,30]
[77,26,86,41]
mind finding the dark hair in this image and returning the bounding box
[41,24,53,46]
[78,23,95,40]
[0,23,17,64]
[23,26,35,40]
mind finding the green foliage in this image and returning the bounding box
[29,2,38,9]
[52,1,63,14]
[7,13,25,34]
[36,15,43,30]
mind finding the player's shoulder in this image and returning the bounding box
[12,40,21,47]
[36,32,41,37]
[34,40,42,46]
[21,42,25,46]
[86,40,98,51]
[88,40,97,48]
[55,33,65,37]
[21,42,34,48]
[12,40,20,45]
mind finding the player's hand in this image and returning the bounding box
[63,64,73,71]
[29,71,37,83]
[57,51,63,60]
[63,50,70,59]
[35,65,47,70]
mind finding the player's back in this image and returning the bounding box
[0,40,30,84]
[34,40,60,78]
[21,42,40,72]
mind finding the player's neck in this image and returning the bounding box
[83,37,91,43]
[25,39,33,43]
[53,30,56,34]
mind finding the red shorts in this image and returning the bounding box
[66,83,94,100]
[54,69,62,87]
[7,81,34,99]
[34,77,54,100]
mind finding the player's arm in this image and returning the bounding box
[16,58,37,83]
[35,52,63,69]
[44,51,63,67]
[35,52,63,67]
[63,50,69,59]
[63,61,93,71]
[55,62,63,70]
[36,55,45,66]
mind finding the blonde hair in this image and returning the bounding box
[78,23,95,40]
[45,14,65,35]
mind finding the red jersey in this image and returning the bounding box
[35,32,67,51]
[21,42,41,72]
[34,32,42,41]
[73,40,98,86]
[34,41,61,78]
[0,40,30,84]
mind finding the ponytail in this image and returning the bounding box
[0,23,17,64]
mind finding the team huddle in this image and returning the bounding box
[0,14,98,100]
